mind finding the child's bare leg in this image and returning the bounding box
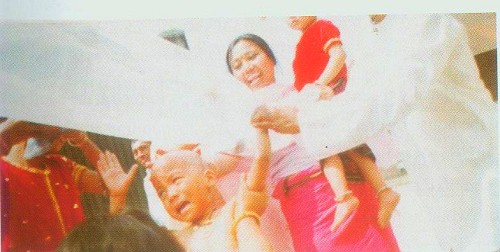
[322,155,359,232]
[346,150,400,228]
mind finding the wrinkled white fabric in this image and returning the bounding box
[0,22,252,157]
[298,14,498,251]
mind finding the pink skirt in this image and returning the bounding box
[273,165,400,252]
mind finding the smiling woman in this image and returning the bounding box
[225,33,401,252]
[226,34,277,90]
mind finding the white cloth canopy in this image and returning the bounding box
[0,22,257,158]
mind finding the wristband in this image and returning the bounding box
[231,211,261,238]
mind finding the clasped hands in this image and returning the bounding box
[251,104,300,134]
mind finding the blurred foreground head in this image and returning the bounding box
[57,211,185,252]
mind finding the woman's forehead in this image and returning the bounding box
[232,40,261,57]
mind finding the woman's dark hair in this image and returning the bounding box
[226,33,277,74]
[57,211,185,252]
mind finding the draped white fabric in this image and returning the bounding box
[0,15,498,251]
[298,14,498,251]
[0,22,256,158]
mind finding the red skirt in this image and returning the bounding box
[273,165,400,252]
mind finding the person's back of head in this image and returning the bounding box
[57,211,185,252]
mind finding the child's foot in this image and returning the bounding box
[377,187,400,228]
[331,192,359,232]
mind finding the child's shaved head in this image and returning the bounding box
[150,150,218,224]
[152,150,205,174]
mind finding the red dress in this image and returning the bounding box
[1,155,85,251]
[293,19,348,93]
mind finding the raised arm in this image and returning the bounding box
[96,151,139,215]
[245,128,271,192]
[231,128,272,251]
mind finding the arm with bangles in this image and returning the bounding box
[232,127,273,252]
[245,128,271,192]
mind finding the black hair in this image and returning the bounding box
[226,33,277,74]
[57,211,185,252]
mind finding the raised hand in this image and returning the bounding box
[251,105,273,129]
[97,151,139,198]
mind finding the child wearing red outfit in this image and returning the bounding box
[291,17,347,95]
[289,16,400,232]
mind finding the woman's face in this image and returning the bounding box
[229,40,276,90]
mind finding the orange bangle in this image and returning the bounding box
[231,211,261,238]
